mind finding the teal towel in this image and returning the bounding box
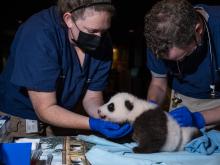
[77,135,220,165]
[185,129,220,155]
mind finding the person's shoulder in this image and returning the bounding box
[16,5,64,41]
[147,48,153,54]
[30,6,60,25]
[24,6,60,29]
[195,4,220,17]
[11,6,66,52]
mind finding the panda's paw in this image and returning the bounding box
[133,146,158,153]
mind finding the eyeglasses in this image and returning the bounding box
[155,35,200,60]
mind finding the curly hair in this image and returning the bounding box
[144,0,199,58]
[58,0,115,21]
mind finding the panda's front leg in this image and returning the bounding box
[133,146,145,153]
[133,145,154,153]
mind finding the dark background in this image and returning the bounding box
[0,0,220,100]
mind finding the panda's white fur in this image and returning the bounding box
[160,113,198,151]
[98,92,199,153]
[98,92,157,123]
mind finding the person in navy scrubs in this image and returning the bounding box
[0,0,132,138]
[144,0,220,129]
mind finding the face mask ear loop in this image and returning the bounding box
[72,18,80,31]
[70,28,77,45]
[69,17,81,45]
[201,15,216,97]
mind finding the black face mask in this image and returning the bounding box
[72,30,101,52]
[69,1,112,52]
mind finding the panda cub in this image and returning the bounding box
[98,92,199,153]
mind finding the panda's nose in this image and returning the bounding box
[97,109,106,119]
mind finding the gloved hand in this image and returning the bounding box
[89,117,133,139]
[169,106,205,129]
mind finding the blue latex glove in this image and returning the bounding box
[89,117,133,139]
[169,106,205,129]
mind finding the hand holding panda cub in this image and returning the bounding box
[98,92,200,153]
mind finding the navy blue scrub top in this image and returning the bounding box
[146,4,220,99]
[0,6,113,120]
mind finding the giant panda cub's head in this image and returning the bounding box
[98,92,156,123]
[98,92,136,123]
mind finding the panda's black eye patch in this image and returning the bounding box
[125,100,133,111]
[108,103,115,112]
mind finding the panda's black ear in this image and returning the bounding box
[125,100,133,111]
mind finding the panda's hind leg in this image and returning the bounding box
[132,138,161,153]
[132,109,168,153]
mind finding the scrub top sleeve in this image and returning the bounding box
[146,48,168,75]
[10,25,60,92]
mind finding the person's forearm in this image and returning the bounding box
[147,83,167,105]
[83,90,104,118]
[200,106,220,126]
[28,90,91,129]
[83,98,103,118]
[36,105,90,129]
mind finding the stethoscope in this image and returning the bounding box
[171,12,219,108]
[171,13,219,104]
[201,14,218,98]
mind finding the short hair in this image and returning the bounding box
[144,0,199,58]
[58,0,115,21]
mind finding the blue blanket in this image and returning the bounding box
[77,133,220,165]
[185,129,220,155]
